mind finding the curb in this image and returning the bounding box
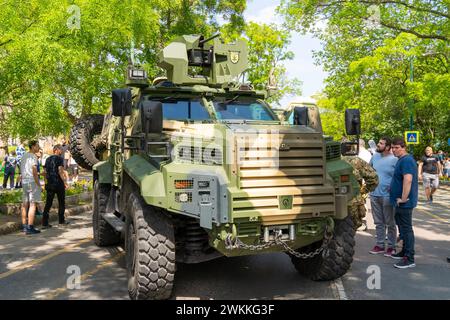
[0,204,93,236]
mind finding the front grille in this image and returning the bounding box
[233,132,334,224]
[326,143,341,160]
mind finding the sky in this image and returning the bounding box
[244,0,328,108]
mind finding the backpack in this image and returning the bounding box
[4,156,17,169]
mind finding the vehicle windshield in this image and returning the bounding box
[161,100,211,121]
[213,100,276,121]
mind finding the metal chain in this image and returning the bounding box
[224,226,334,260]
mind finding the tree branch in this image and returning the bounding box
[0,20,36,48]
[380,20,449,41]
[62,98,77,124]
[314,0,450,19]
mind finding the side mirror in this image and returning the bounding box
[112,89,132,117]
[345,109,361,135]
[140,101,163,134]
[293,106,308,126]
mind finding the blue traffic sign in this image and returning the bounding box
[448,138,450,146]
[404,131,420,145]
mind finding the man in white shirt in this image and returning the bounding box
[20,140,43,235]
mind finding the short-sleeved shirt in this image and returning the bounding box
[20,152,38,184]
[15,145,25,163]
[421,155,439,174]
[390,154,418,209]
[44,155,64,187]
[370,152,398,197]
[4,155,17,170]
[444,160,450,170]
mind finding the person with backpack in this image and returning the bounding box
[15,143,26,188]
[42,144,69,228]
[1,150,17,190]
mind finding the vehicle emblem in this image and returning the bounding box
[230,51,240,64]
[279,143,290,151]
[279,195,293,210]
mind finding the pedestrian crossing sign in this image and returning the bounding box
[404,131,420,145]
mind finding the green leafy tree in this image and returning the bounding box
[244,22,302,106]
[279,0,450,155]
[0,0,247,139]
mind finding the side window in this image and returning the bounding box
[162,100,210,121]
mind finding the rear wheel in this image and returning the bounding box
[290,216,355,280]
[125,193,176,300]
[92,181,120,246]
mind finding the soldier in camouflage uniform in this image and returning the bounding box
[343,156,379,230]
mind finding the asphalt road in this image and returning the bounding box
[0,186,449,300]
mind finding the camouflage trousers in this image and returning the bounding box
[348,194,367,230]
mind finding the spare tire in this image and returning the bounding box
[69,114,105,170]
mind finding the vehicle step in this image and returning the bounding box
[101,212,125,233]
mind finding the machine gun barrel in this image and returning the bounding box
[199,33,220,46]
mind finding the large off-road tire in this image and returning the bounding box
[125,193,176,300]
[290,216,355,281]
[69,114,104,170]
[92,181,121,246]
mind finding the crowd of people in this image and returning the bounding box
[0,140,80,234]
[349,137,448,268]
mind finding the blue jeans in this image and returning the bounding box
[394,207,415,262]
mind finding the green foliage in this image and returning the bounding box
[0,0,247,139]
[279,0,450,156]
[0,190,22,205]
[0,178,93,204]
[244,22,302,106]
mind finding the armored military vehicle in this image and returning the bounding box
[70,34,360,300]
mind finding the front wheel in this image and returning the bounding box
[290,216,355,280]
[125,193,176,300]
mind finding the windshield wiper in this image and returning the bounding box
[223,95,240,105]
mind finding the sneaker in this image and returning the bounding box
[391,250,405,260]
[42,224,52,229]
[384,248,396,257]
[58,221,71,226]
[394,257,416,269]
[21,224,28,233]
[369,246,385,255]
[25,225,41,235]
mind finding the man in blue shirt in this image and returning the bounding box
[369,137,398,256]
[389,137,418,268]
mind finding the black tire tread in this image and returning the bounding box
[127,194,176,300]
[69,114,104,170]
[290,216,355,281]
